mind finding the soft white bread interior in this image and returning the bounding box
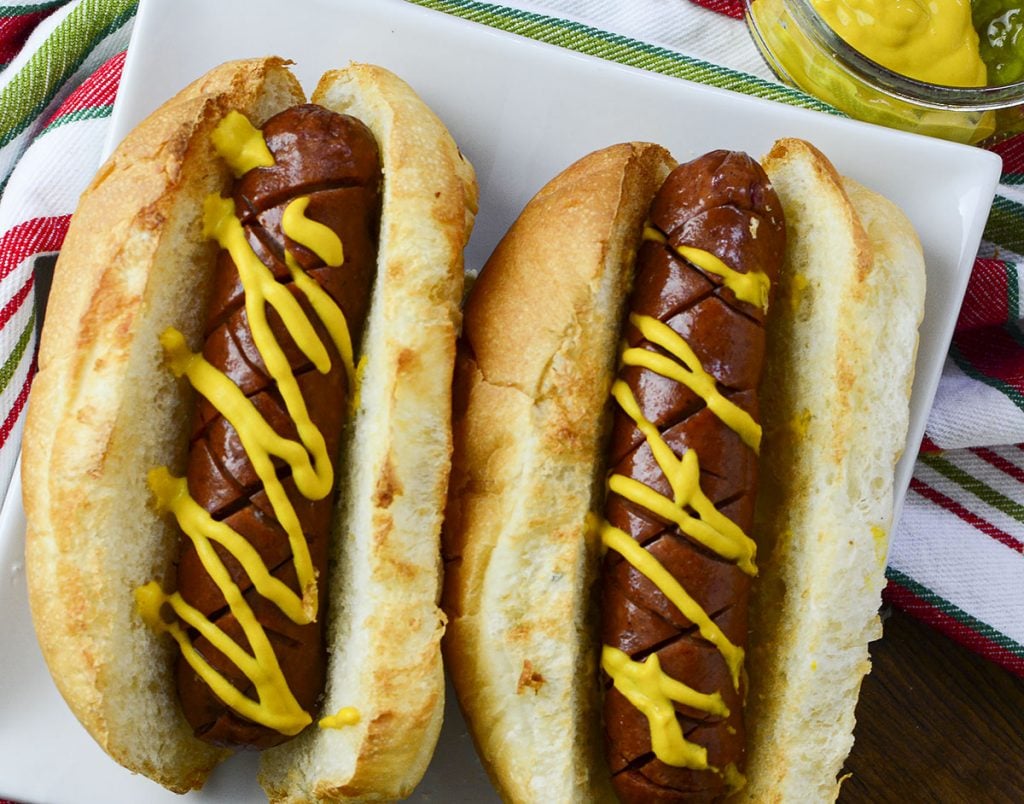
[23,57,477,800]
[442,142,674,803]
[258,63,478,802]
[741,138,926,802]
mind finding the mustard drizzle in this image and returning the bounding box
[148,466,309,623]
[283,196,345,267]
[137,471,311,734]
[138,112,358,735]
[602,523,744,688]
[211,110,275,178]
[601,237,768,775]
[285,251,356,396]
[319,706,361,729]
[643,225,770,311]
[624,313,761,452]
[601,644,726,769]
[609,380,757,574]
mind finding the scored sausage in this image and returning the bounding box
[600,151,785,801]
[173,104,382,748]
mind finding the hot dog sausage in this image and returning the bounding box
[172,104,382,748]
[600,151,784,801]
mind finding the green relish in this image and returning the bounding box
[973,0,1024,84]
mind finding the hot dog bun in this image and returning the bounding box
[443,139,923,801]
[23,56,477,799]
[444,142,674,802]
[742,138,926,802]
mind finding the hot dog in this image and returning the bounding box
[158,102,382,750]
[600,150,783,801]
[443,139,924,801]
[23,57,477,799]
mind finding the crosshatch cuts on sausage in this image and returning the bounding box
[143,102,384,751]
[442,139,925,802]
[600,151,784,802]
[22,56,477,801]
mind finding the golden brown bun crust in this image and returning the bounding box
[24,57,302,792]
[443,142,674,803]
[23,57,477,799]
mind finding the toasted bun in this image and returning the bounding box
[443,138,924,802]
[442,142,674,802]
[23,57,302,792]
[23,57,477,799]
[741,138,925,802]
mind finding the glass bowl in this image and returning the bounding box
[744,0,1024,145]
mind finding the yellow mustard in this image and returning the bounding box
[285,251,357,395]
[137,471,311,735]
[600,239,768,770]
[145,466,310,624]
[811,0,986,87]
[644,227,770,311]
[283,197,345,267]
[601,645,727,769]
[608,381,757,575]
[210,110,275,178]
[723,763,747,795]
[602,523,745,689]
[747,0,995,143]
[319,706,361,729]
[623,313,761,452]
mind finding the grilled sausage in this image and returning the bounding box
[601,151,785,801]
[173,104,382,748]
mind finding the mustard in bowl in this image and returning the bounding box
[745,0,1024,144]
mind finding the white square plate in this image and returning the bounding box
[0,0,1001,801]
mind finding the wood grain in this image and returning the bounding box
[839,606,1024,803]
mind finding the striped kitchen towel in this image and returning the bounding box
[1,0,1022,677]
[0,0,135,502]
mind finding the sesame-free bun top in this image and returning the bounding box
[443,142,674,802]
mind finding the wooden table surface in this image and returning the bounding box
[838,606,1024,803]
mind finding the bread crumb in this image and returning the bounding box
[516,660,545,694]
